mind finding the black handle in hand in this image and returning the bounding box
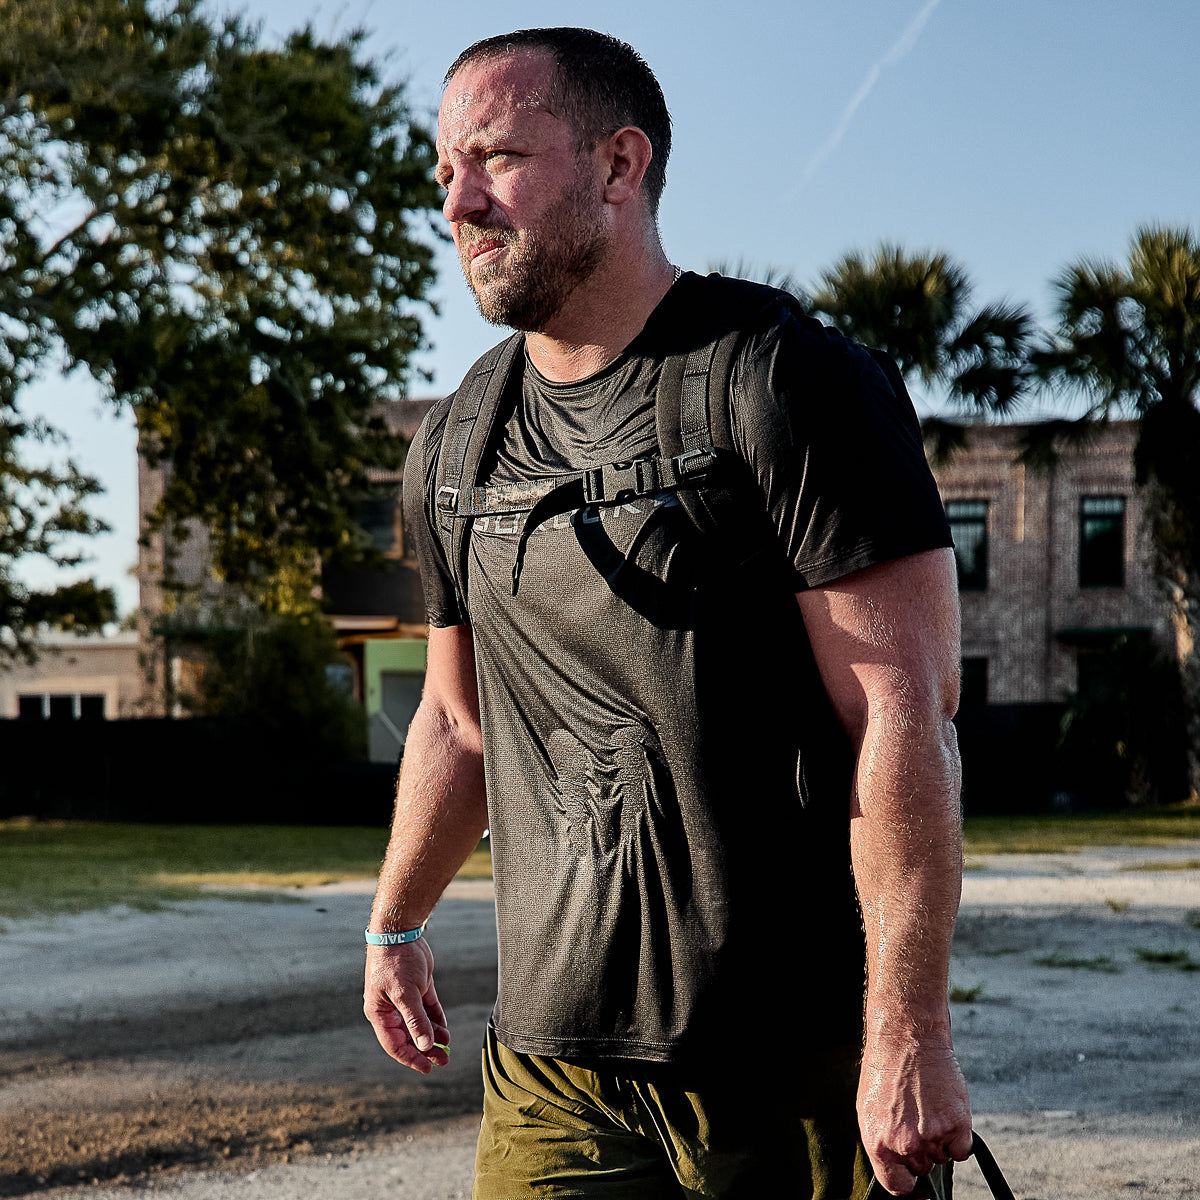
[864,1131,1018,1200]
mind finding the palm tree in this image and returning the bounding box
[1036,225,1200,797]
[804,245,1036,453]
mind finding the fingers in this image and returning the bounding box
[947,1125,973,1162]
[366,1002,447,1074]
[867,1125,973,1196]
[363,942,452,1075]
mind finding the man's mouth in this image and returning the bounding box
[462,230,511,269]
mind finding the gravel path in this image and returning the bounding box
[3,846,1199,1199]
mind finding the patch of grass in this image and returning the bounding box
[1104,897,1132,913]
[0,820,492,922]
[949,983,985,1002]
[963,805,1200,856]
[1033,952,1121,973]
[1134,947,1200,970]
[456,845,496,879]
[1123,859,1200,872]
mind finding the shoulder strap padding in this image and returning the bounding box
[655,273,810,547]
[434,332,525,606]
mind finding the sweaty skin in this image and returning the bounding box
[799,549,972,1193]
[363,624,485,1075]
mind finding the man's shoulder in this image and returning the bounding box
[411,392,455,458]
[665,272,859,378]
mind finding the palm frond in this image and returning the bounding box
[920,416,968,465]
[1014,416,1103,471]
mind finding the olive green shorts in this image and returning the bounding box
[473,1026,951,1200]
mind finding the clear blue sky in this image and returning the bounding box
[17,0,1199,613]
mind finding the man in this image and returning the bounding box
[364,27,972,1199]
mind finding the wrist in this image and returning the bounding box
[365,922,426,946]
[863,1001,952,1044]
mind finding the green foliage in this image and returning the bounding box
[962,805,1200,855]
[1036,226,1200,417]
[164,607,365,759]
[1036,226,1200,797]
[802,243,1036,417]
[0,818,390,920]
[1133,947,1198,970]
[948,982,984,1003]
[0,0,441,609]
[1033,952,1121,973]
[0,407,116,661]
[0,820,492,920]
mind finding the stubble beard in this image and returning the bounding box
[459,173,607,333]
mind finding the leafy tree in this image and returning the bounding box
[0,410,116,661]
[801,244,1036,458]
[168,607,366,760]
[0,0,441,611]
[1036,225,1200,797]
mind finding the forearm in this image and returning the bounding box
[369,694,487,933]
[850,707,963,1040]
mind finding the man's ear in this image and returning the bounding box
[599,126,653,206]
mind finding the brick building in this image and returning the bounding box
[931,420,1167,707]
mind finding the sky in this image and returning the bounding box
[15,0,1200,614]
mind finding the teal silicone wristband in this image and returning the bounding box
[365,924,425,946]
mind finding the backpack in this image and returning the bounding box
[431,272,912,606]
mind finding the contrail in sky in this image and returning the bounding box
[794,0,943,196]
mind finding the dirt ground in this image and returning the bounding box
[2,848,1199,1199]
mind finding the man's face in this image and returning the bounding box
[436,50,608,332]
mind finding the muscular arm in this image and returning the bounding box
[363,622,488,1074]
[797,548,972,1193]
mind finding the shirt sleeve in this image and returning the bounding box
[730,309,952,591]
[403,396,468,628]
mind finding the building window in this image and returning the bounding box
[960,657,988,707]
[1079,496,1125,588]
[16,692,106,720]
[360,488,402,556]
[945,500,988,590]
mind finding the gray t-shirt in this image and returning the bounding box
[405,273,950,1064]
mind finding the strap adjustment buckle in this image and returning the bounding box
[674,447,719,481]
[435,485,460,514]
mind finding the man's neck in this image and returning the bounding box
[524,250,677,383]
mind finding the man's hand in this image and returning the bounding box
[364,939,450,1075]
[857,1033,972,1195]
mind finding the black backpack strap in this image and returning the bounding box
[501,448,719,595]
[655,273,807,559]
[433,333,525,608]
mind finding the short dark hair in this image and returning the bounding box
[444,27,672,214]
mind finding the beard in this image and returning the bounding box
[458,170,607,332]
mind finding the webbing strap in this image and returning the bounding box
[436,447,721,595]
[437,338,512,527]
[679,338,720,451]
[435,448,719,520]
[435,333,524,606]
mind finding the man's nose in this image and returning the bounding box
[443,165,489,225]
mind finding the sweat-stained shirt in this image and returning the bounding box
[404,272,952,1065]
